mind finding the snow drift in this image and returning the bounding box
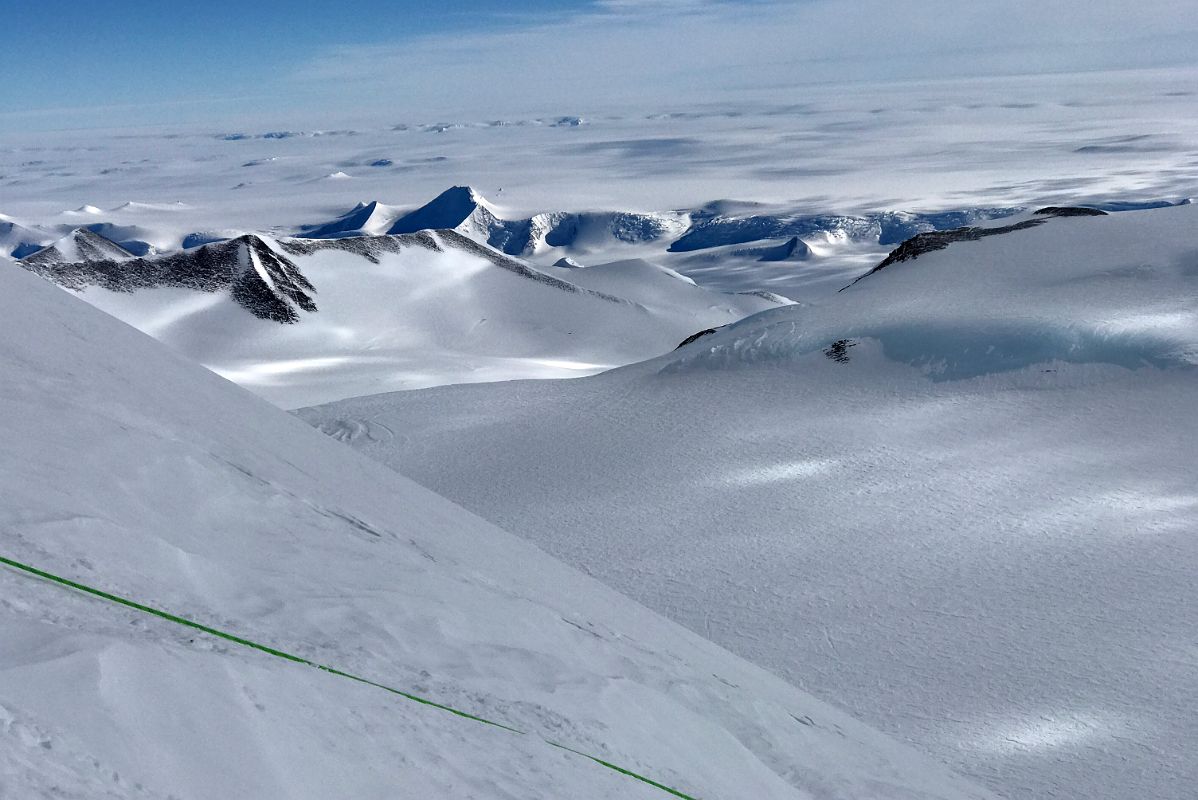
[301,203,1198,800]
[0,247,993,800]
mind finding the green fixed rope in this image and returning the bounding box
[0,553,698,800]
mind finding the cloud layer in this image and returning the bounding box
[293,0,1198,118]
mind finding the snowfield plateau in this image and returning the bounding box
[0,246,997,800]
[301,203,1198,800]
[3,65,1198,800]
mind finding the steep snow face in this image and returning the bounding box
[386,185,500,238]
[21,228,135,266]
[298,200,404,238]
[21,230,784,408]
[300,204,1198,800]
[0,258,996,800]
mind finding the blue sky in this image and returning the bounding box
[3,0,1196,132]
[2,0,586,126]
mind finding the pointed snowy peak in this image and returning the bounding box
[300,200,404,239]
[772,236,812,261]
[22,232,317,325]
[386,185,500,236]
[733,235,812,262]
[20,227,135,266]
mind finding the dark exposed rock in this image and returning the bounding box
[22,234,317,323]
[21,229,135,267]
[675,326,725,349]
[278,230,440,263]
[841,219,1052,291]
[844,205,1117,291]
[1033,206,1107,217]
[823,339,857,363]
[735,289,793,305]
[21,228,628,325]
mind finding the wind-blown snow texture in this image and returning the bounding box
[302,204,1198,800]
[0,253,996,799]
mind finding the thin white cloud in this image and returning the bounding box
[291,0,1198,118]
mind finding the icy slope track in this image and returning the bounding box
[0,258,997,799]
[19,226,783,408]
[302,203,1198,800]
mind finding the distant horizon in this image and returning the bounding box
[4,0,1197,134]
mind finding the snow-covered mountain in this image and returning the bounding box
[300,202,1198,800]
[0,238,996,800]
[287,187,1191,298]
[15,187,1193,410]
[20,226,786,408]
[377,186,688,257]
[301,188,1034,263]
[0,214,52,260]
[25,232,319,323]
[386,185,505,238]
[13,183,1190,304]
[20,228,135,266]
[298,200,406,238]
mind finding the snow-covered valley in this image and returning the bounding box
[7,180,1191,408]
[300,203,1198,800]
[4,28,1198,799]
[0,244,1004,800]
[15,211,788,407]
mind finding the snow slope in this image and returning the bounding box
[0,247,996,800]
[301,203,1198,800]
[298,200,404,238]
[0,214,52,260]
[21,228,784,408]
